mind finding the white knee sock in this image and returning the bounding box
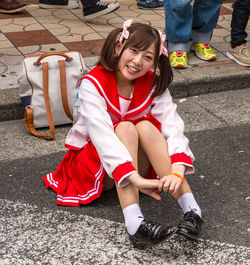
[178,192,202,218]
[123,203,144,235]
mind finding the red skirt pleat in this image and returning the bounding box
[43,141,105,206]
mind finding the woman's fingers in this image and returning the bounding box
[160,175,182,194]
[140,179,159,189]
[158,180,164,192]
[169,180,177,194]
[172,181,182,196]
[149,190,162,201]
[163,179,171,193]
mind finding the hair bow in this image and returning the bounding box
[119,19,133,43]
[158,30,168,57]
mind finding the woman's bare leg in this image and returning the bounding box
[114,121,179,243]
[135,120,192,199]
[136,120,171,177]
[136,121,201,223]
[114,121,140,209]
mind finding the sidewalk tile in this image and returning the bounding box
[19,43,68,56]
[220,6,232,15]
[64,40,104,57]
[4,30,60,47]
[0,34,14,49]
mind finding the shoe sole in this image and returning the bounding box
[39,2,79,9]
[226,51,250,67]
[0,6,27,13]
[131,227,178,249]
[177,229,200,241]
[191,47,216,61]
[171,63,188,69]
[137,6,164,10]
[83,3,120,20]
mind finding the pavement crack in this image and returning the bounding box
[194,100,229,125]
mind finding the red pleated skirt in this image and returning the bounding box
[43,141,105,206]
[43,114,161,206]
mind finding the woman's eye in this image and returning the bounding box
[130,48,137,53]
[146,55,153,61]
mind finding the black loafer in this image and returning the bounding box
[177,211,203,240]
[129,219,178,248]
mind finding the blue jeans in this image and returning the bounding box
[164,0,223,52]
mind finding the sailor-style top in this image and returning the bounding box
[65,66,194,187]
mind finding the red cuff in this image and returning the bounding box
[171,153,193,167]
[112,162,136,184]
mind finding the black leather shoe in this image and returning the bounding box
[177,211,203,240]
[129,219,178,248]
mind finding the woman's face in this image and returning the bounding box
[115,42,156,84]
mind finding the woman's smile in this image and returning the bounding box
[127,65,139,74]
[115,42,156,87]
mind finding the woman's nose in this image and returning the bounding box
[133,53,142,65]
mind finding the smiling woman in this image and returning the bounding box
[115,43,156,98]
[42,19,202,249]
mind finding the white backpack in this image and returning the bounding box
[18,51,86,140]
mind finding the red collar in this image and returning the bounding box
[83,66,156,119]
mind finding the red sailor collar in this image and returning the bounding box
[82,66,156,120]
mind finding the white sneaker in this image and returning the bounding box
[39,0,80,9]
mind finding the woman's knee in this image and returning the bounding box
[115,121,138,145]
[135,120,161,143]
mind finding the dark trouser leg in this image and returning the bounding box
[230,0,250,48]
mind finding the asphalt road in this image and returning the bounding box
[0,89,250,264]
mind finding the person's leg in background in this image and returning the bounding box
[191,0,223,61]
[164,0,193,68]
[39,0,120,20]
[80,0,119,20]
[226,0,250,67]
[137,0,164,10]
[39,0,80,9]
[0,0,27,13]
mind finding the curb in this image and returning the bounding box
[0,62,250,122]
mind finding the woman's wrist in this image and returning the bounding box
[127,172,140,183]
[170,164,185,176]
[170,172,184,183]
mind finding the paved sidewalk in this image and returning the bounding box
[0,0,250,121]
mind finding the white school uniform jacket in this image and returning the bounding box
[65,66,194,187]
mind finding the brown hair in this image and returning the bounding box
[97,22,173,97]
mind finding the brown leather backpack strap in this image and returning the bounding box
[24,106,54,140]
[58,59,73,121]
[24,62,55,140]
[33,52,72,66]
[42,62,55,139]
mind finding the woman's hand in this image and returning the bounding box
[127,173,161,200]
[158,174,183,196]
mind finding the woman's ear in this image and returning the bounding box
[114,41,122,57]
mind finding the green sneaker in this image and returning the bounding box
[169,51,188,69]
[192,43,216,61]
